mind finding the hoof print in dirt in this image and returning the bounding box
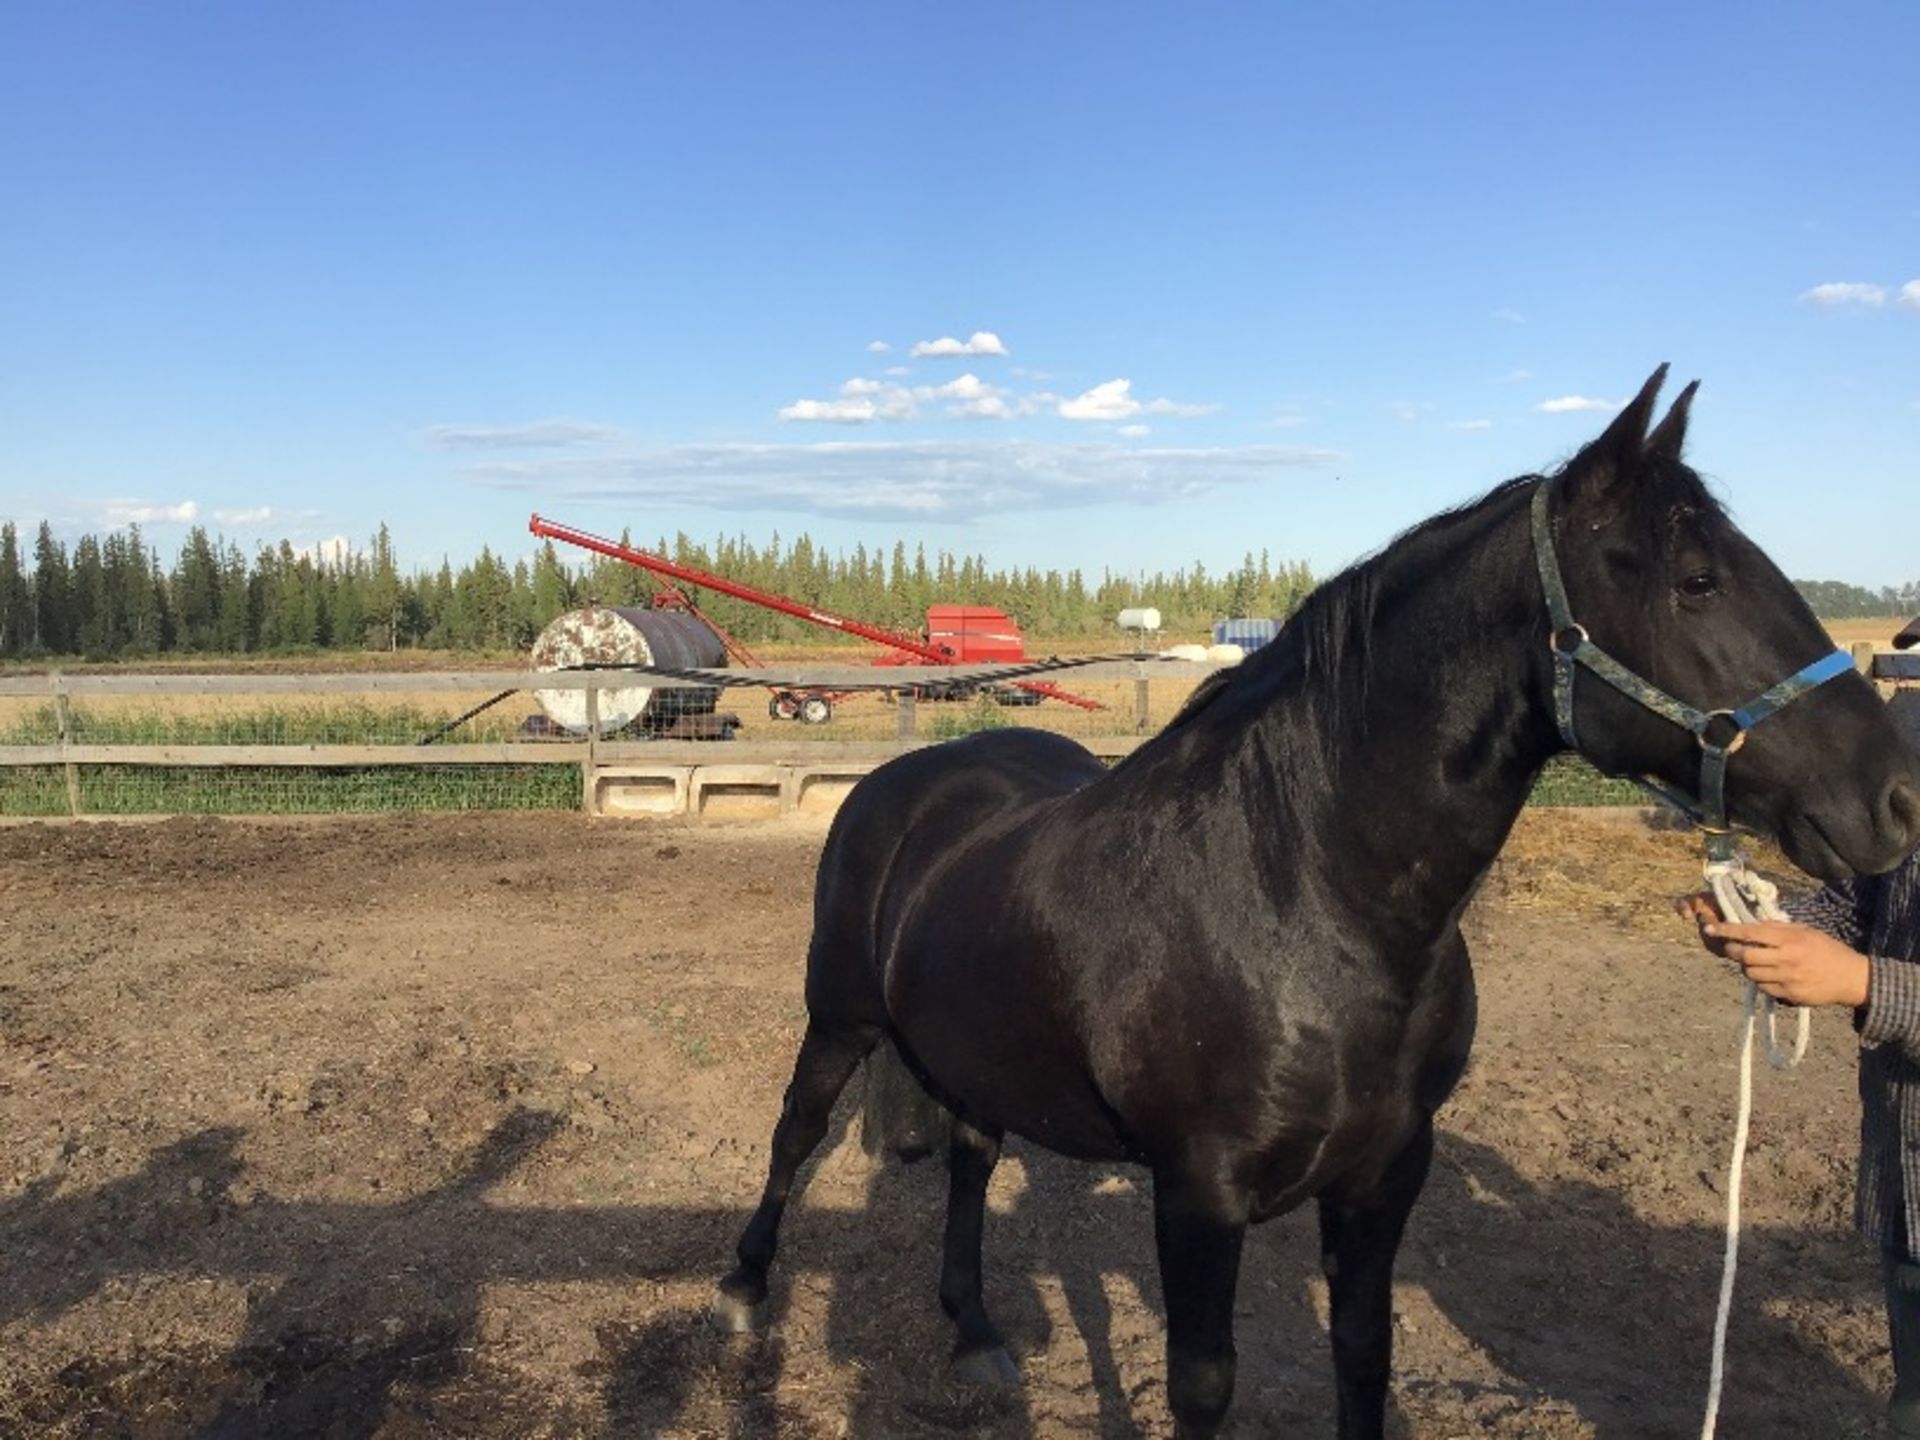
[950,1344,1020,1389]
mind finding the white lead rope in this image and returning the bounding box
[1698,859,1810,1440]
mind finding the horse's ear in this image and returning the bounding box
[1562,364,1669,510]
[1645,379,1700,461]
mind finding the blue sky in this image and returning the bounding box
[2,3,1915,589]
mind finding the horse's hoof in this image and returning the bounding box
[951,1344,1020,1388]
[708,1286,769,1334]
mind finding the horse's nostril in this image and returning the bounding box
[1889,779,1920,842]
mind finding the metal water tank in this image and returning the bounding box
[531,606,726,734]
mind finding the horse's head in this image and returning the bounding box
[1541,366,1920,881]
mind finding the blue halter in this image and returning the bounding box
[1529,480,1855,862]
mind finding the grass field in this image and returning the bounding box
[1825,617,1912,648]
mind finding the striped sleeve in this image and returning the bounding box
[1860,956,1920,1061]
[1788,877,1877,950]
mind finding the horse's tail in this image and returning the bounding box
[860,1038,952,1162]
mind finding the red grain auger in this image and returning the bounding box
[528,515,1103,722]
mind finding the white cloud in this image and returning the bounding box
[1900,280,1920,311]
[1054,381,1216,423]
[213,506,275,526]
[910,330,1009,358]
[866,340,891,352]
[1060,379,1142,421]
[1389,401,1421,424]
[1493,307,1526,325]
[1495,368,1532,384]
[1801,281,1887,308]
[884,365,911,376]
[1144,397,1224,417]
[465,439,1342,521]
[1116,424,1151,438]
[421,420,618,450]
[783,373,1016,423]
[1447,419,1494,432]
[102,499,199,526]
[1535,395,1622,414]
[779,397,882,424]
[919,372,993,401]
[1269,413,1308,430]
[785,372,1207,428]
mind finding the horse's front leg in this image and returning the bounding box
[1317,1119,1435,1440]
[1152,1164,1249,1440]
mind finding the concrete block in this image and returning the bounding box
[690,764,789,820]
[593,766,691,817]
[791,764,877,816]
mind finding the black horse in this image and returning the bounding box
[713,369,1920,1438]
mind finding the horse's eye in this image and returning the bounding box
[1679,571,1719,599]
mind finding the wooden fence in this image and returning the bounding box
[0,660,1209,818]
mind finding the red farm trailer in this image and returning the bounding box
[527,515,1102,722]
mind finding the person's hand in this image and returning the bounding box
[1674,891,1731,958]
[1702,919,1872,1008]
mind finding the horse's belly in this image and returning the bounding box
[902,1018,1136,1162]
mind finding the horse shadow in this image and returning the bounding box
[0,1108,1888,1438]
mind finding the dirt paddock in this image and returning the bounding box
[0,809,1892,1437]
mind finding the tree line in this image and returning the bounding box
[1792,578,1920,622]
[0,518,1910,661]
[0,520,1319,659]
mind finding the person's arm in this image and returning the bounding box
[1680,875,1912,1044]
[1781,875,1920,1058]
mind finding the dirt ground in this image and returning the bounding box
[0,808,1896,1438]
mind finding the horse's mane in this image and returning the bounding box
[1135,454,1729,760]
[1140,475,1538,752]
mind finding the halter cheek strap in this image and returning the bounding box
[1529,481,1855,861]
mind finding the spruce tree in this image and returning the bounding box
[0,522,25,657]
[33,522,71,653]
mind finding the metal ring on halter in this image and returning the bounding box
[1699,710,1750,754]
[1549,623,1588,656]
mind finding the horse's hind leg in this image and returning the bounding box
[1317,1119,1435,1440]
[940,1117,1019,1386]
[712,1018,876,1332]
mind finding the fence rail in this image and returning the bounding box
[0,649,1905,819]
[0,659,1208,699]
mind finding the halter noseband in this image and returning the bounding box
[1529,479,1855,862]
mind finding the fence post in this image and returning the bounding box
[1134,669,1151,735]
[51,671,82,817]
[897,689,917,741]
[582,681,601,816]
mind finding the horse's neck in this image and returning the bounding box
[1241,489,1555,941]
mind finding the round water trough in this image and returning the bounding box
[531,606,726,734]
